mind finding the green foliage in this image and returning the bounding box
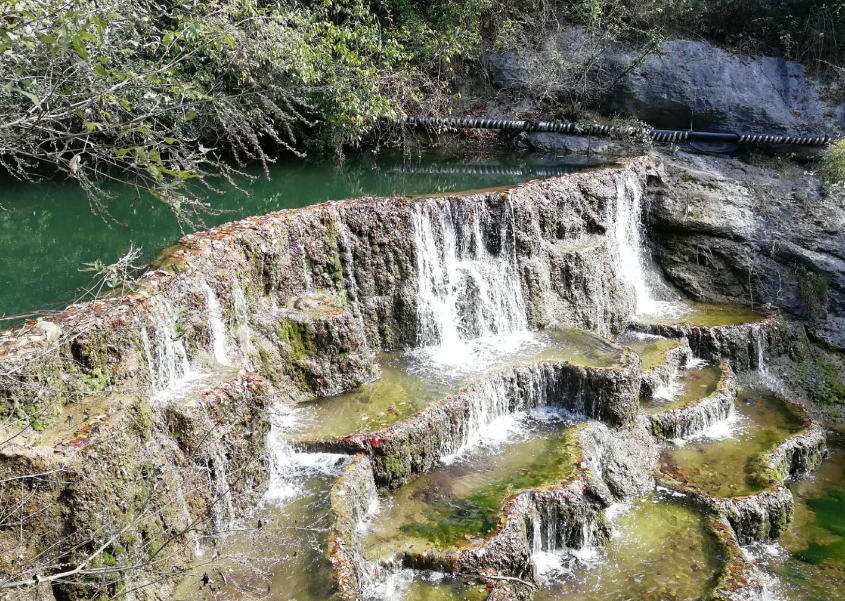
[0,0,481,222]
[821,137,845,184]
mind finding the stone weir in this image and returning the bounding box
[631,315,786,373]
[297,352,641,488]
[0,159,658,600]
[656,395,827,545]
[328,419,660,601]
[0,158,657,429]
[649,362,737,440]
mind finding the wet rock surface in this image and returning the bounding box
[646,152,845,350]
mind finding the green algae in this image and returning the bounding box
[625,336,686,371]
[398,574,489,601]
[364,422,581,557]
[659,389,806,498]
[640,300,766,327]
[533,497,722,601]
[641,364,722,414]
[754,431,845,601]
[290,352,456,441]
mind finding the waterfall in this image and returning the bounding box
[199,279,230,366]
[141,297,193,396]
[754,324,784,394]
[613,177,685,318]
[209,447,236,532]
[231,280,253,370]
[412,198,527,364]
[264,406,348,502]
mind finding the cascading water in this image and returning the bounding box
[613,177,686,319]
[199,278,231,366]
[412,198,529,367]
[141,297,194,397]
[231,280,253,370]
[209,446,236,533]
[264,405,348,502]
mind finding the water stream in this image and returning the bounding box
[533,495,722,601]
[291,327,624,442]
[364,410,581,558]
[750,429,845,601]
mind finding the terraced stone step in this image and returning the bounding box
[532,494,723,601]
[363,413,584,560]
[630,300,783,372]
[289,326,625,444]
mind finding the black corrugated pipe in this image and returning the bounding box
[405,116,832,146]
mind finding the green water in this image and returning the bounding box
[364,417,581,557]
[641,300,766,327]
[624,335,687,371]
[292,327,623,441]
[398,574,489,601]
[641,364,723,414]
[659,389,806,498]
[173,473,339,601]
[757,429,845,601]
[534,497,722,601]
[0,153,603,322]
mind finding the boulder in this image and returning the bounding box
[488,30,843,136]
[646,151,845,349]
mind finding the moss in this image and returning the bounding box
[275,319,316,360]
[796,265,830,323]
[324,213,348,304]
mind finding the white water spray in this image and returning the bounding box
[412,199,528,367]
[141,297,198,398]
[613,177,687,319]
[200,279,230,366]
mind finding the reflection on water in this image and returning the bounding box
[0,152,606,321]
[533,495,721,601]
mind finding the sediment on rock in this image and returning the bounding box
[300,353,641,489]
[0,370,272,601]
[328,455,378,601]
[649,363,736,440]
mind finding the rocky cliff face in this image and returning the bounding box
[645,152,845,350]
[487,29,844,138]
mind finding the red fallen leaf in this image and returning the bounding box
[370,434,384,448]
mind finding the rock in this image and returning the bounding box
[646,152,845,349]
[487,50,530,90]
[488,29,843,136]
[607,40,840,135]
[521,132,613,155]
[33,320,61,344]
